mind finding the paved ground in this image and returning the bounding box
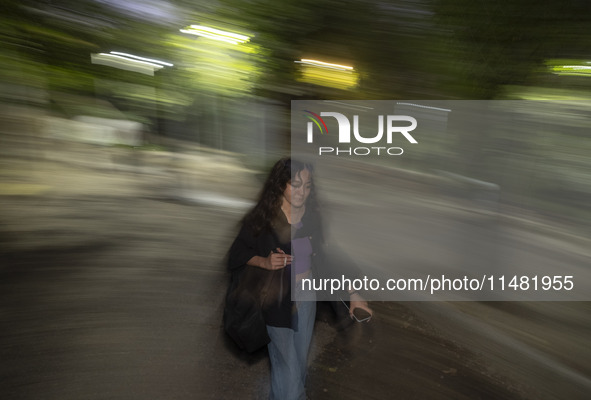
[1,136,590,399]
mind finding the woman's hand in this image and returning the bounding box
[248,248,292,270]
[349,293,373,322]
[265,248,293,270]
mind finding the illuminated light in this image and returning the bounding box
[180,25,250,44]
[561,65,591,70]
[295,59,354,71]
[549,62,591,77]
[295,59,359,89]
[110,52,173,67]
[180,29,242,45]
[188,25,249,42]
[98,53,164,69]
[91,53,171,76]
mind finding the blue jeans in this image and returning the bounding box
[266,299,316,400]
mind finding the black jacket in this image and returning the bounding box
[227,208,324,328]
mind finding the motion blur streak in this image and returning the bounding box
[296,59,355,71]
[109,51,174,67]
[180,25,250,44]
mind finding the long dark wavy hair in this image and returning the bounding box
[244,157,317,235]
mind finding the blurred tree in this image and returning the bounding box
[432,0,591,99]
[4,0,590,107]
[212,0,443,99]
[0,1,214,127]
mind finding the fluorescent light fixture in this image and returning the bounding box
[100,53,164,69]
[91,52,173,75]
[550,64,591,76]
[180,25,250,45]
[295,59,354,71]
[561,65,591,70]
[110,52,173,67]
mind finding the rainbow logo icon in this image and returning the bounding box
[304,110,328,137]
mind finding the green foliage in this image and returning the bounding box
[432,0,591,98]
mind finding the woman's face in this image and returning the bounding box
[284,168,312,209]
